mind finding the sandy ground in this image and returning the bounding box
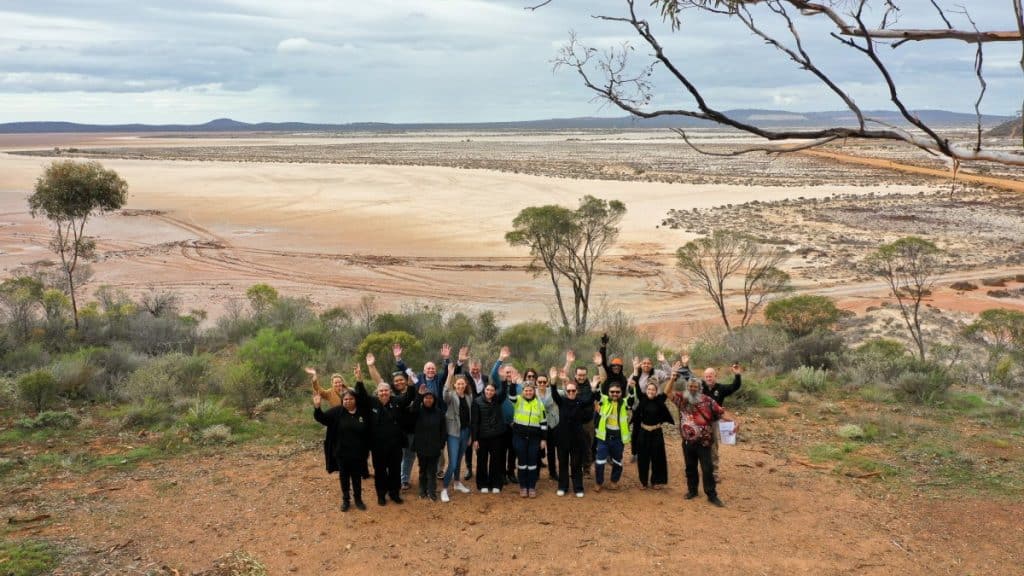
[3,133,1022,338]
[0,145,903,330]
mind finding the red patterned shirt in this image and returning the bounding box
[671,392,724,446]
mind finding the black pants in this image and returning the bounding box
[683,442,716,499]
[476,436,504,491]
[372,445,403,500]
[556,431,586,493]
[546,426,559,478]
[338,457,363,504]
[417,454,439,497]
[636,428,668,487]
[464,438,473,473]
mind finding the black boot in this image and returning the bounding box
[390,492,404,504]
[341,498,351,512]
[377,495,387,506]
[355,498,367,511]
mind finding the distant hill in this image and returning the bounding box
[0,110,1012,134]
[986,117,1023,138]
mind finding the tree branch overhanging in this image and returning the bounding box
[550,0,1024,167]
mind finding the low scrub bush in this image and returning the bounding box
[893,366,952,404]
[17,410,79,430]
[49,356,99,400]
[840,338,910,389]
[17,370,58,413]
[779,329,844,371]
[3,343,51,373]
[181,398,243,436]
[790,365,830,393]
[199,423,233,444]
[220,361,266,413]
[120,400,178,429]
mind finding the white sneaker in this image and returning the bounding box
[440,489,450,503]
[454,483,471,494]
[480,487,490,494]
[556,490,566,496]
[575,492,584,498]
[492,488,501,494]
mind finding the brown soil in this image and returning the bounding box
[7,419,1019,576]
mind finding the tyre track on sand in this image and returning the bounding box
[800,149,1024,193]
[149,212,521,302]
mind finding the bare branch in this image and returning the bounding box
[524,0,553,10]
[672,129,841,155]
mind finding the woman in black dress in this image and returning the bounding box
[633,377,674,489]
[314,389,369,511]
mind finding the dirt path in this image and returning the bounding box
[10,421,1019,576]
[800,149,1024,193]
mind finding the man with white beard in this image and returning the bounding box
[667,376,732,507]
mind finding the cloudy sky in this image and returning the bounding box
[1,0,1020,124]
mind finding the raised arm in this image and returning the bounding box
[393,342,408,374]
[664,361,682,395]
[306,367,326,398]
[366,353,385,386]
[598,333,611,374]
[563,350,575,376]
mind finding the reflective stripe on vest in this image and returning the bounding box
[513,397,545,428]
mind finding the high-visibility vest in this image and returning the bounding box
[596,397,631,443]
[513,396,546,428]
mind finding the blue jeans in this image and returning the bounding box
[512,431,541,489]
[401,433,416,484]
[595,430,624,485]
[444,428,470,488]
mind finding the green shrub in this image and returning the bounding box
[730,377,782,409]
[723,324,791,369]
[85,344,145,398]
[165,352,212,396]
[779,329,844,371]
[791,365,830,393]
[836,424,865,440]
[355,330,424,377]
[181,398,243,436]
[840,338,909,388]
[3,343,51,373]
[199,424,233,444]
[122,357,180,403]
[0,376,17,407]
[120,400,178,429]
[17,370,58,412]
[220,361,265,413]
[238,328,313,396]
[893,366,952,404]
[49,355,99,399]
[16,410,79,430]
[0,539,59,576]
[688,333,730,367]
[765,294,841,337]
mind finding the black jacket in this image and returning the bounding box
[368,396,411,452]
[702,374,741,407]
[551,387,594,443]
[471,395,506,441]
[410,396,446,458]
[314,406,369,464]
[599,343,629,394]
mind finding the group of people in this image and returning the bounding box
[310,335,741,512]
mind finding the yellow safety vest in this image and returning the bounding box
[596,397,631,443]
[513,396,546,428]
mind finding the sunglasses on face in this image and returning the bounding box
[566,388,578,393]
[536,379,548,384]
